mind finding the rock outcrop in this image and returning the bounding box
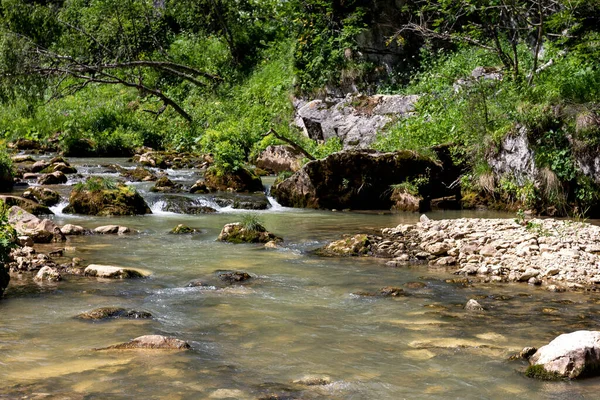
[271,150,452,210]
[527,331,600,379]
[255,145,304,173]
[97,335,190,350]
[37,171,68,185]
[295,94,419,148]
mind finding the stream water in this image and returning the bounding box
[2,157,600,399]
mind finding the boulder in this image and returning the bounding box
[11,155,35,163]
[204,167,264,192]
[63,180,151,216]
[37,171,68,185]
[150,176,182,193]
[51,162,77,174]
[316,234,372,256]
[31,160,50,173]
[527,331,600,379]
[12,138,41,150]
[465,299,484,311]
[217,222,282,244]
[76,307,152,320]
[93,225,131,235]
[255,145,304,173]
[7,206,64,243]
[0,166,14,192]
[0,195,52,215]
[84,264,147,279]
[22,187,61,207]
[97,335,190,350]
[34,266,61,282]
[189,180,208,194]
[271,150,449,210]
[60,224,90,235]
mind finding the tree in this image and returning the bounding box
[394,0,581,83]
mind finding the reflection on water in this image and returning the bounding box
[2,158,600,399]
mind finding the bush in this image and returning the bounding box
[0,200,17,265]
[74,176,119,193]
[240,214,265,232]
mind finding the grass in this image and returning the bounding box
[74,177,119,192]
[240,213,266,232]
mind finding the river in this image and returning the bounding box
[2,157,600,399]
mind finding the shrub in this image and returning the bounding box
[74,176,119,192]
[240,214,265,232]
[0,200,17,265]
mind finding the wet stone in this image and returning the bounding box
[76,307,152,321]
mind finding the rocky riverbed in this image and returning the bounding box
[321,215,600,290]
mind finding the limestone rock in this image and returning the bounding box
[97,335,190,350]
[61,224,90,235]
[93,225,131,235]
[84,264,147,279]
[170,224,197,234]
[159,195,217,214]
[528,331,600,379]
[255,145,303,173]
[63,180,151,216]
[34,266,61,282]
[465,299,484,311]
[7,206,64,243]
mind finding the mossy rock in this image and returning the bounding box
[0,195,53,215]
[315,234,372,256]
[76,307,152,321]
[169,224,197,234]
[525,365,565,381]
[22,187,61,207]
[64,180,151,216]
[114,165,157,182]
[204,166,263,192]
[217,222,282,244]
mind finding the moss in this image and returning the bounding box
[64,180,151,216]
[204,166,264,192]
[525,365,564,380]
[169,224,196,234]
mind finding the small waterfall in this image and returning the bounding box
[49,200,69,216]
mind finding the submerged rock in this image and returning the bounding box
[271,150,450,210]
[213,192,271,210]
[292,375,332,386]
[527,330,600,379]
[204,167,263,192]
[217,222,282,244]
[84,264,147,279]
[465,299,484,311]
[217,270,252,284]
[97,335,190,350]
[76,307,152,320]
[160,195,217,214]
[170,224,197,234]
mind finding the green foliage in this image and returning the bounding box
[0,200,17,265]
[525,364,564,381]
[390,176,430,196]
[74,177,119,193]
[240,213,265,232]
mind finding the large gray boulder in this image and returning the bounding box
[295,94,419,149]
[527,330,600,379]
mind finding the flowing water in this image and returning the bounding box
[2,158,600,399]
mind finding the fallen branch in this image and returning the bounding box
[264,128,315,161]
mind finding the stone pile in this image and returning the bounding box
[325,215,600,290]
